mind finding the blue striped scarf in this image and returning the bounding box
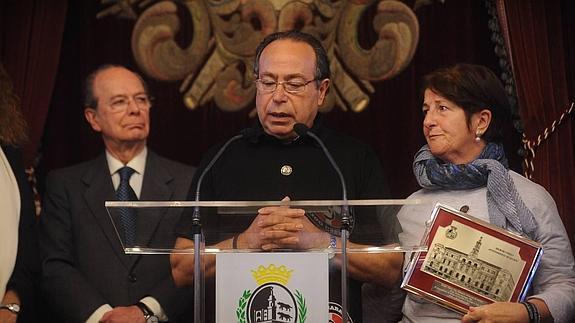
[413,142,537,239]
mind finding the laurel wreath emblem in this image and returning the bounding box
[295,290,307,323]
[236,289,252,323]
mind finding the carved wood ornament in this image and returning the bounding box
[101,0,419,113]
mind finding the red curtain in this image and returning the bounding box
[501,0,575,250]
[0,0,68,167]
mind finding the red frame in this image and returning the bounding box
[402,203,543,314]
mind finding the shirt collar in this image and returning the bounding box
[106,147,147,176]
[249,115,327,146]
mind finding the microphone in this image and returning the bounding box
[293,123,310,137]
[293,123,348,209]
[192,128,259,225]
[189,127,258,323]
[294,122,351,321]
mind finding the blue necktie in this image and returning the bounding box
[116,166,138,246]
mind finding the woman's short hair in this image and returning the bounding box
[422,63,511,142]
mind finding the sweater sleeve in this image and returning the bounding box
[520,179,575,323]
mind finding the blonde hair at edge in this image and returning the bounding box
[0,62,28,147]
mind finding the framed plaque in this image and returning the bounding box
[401,203,543,314]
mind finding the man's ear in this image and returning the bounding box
[317,79,330,106]
[475,109,492,135]
[84,107,102,132]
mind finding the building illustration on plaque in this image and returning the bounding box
[250,286,294,322]
[423,236,515,302]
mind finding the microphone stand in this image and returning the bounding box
[191,133,245,323]
[340,204,350,323]
[191,208,203,323]
[299,126,350,323]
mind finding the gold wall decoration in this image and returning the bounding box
[100,0,419,113]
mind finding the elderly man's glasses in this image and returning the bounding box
[108,94,152,112]
[255,78,317,94]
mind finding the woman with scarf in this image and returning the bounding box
[397,63,575,323]
[0,63,38,323]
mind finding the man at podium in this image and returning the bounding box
[171,31,403,322]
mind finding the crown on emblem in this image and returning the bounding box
[251,264,293,285]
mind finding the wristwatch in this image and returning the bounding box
[135,302,159,323]
[327,235,337,259]
[0,303,20,314]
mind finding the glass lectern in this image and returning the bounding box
[105,199,427,323]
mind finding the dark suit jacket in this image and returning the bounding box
[2,146,39,323]
[40,150,194,322]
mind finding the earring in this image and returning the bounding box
[475,130,482,142]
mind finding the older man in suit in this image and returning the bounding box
[40,65,194,323]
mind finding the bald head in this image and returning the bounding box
[84,64,149,109]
